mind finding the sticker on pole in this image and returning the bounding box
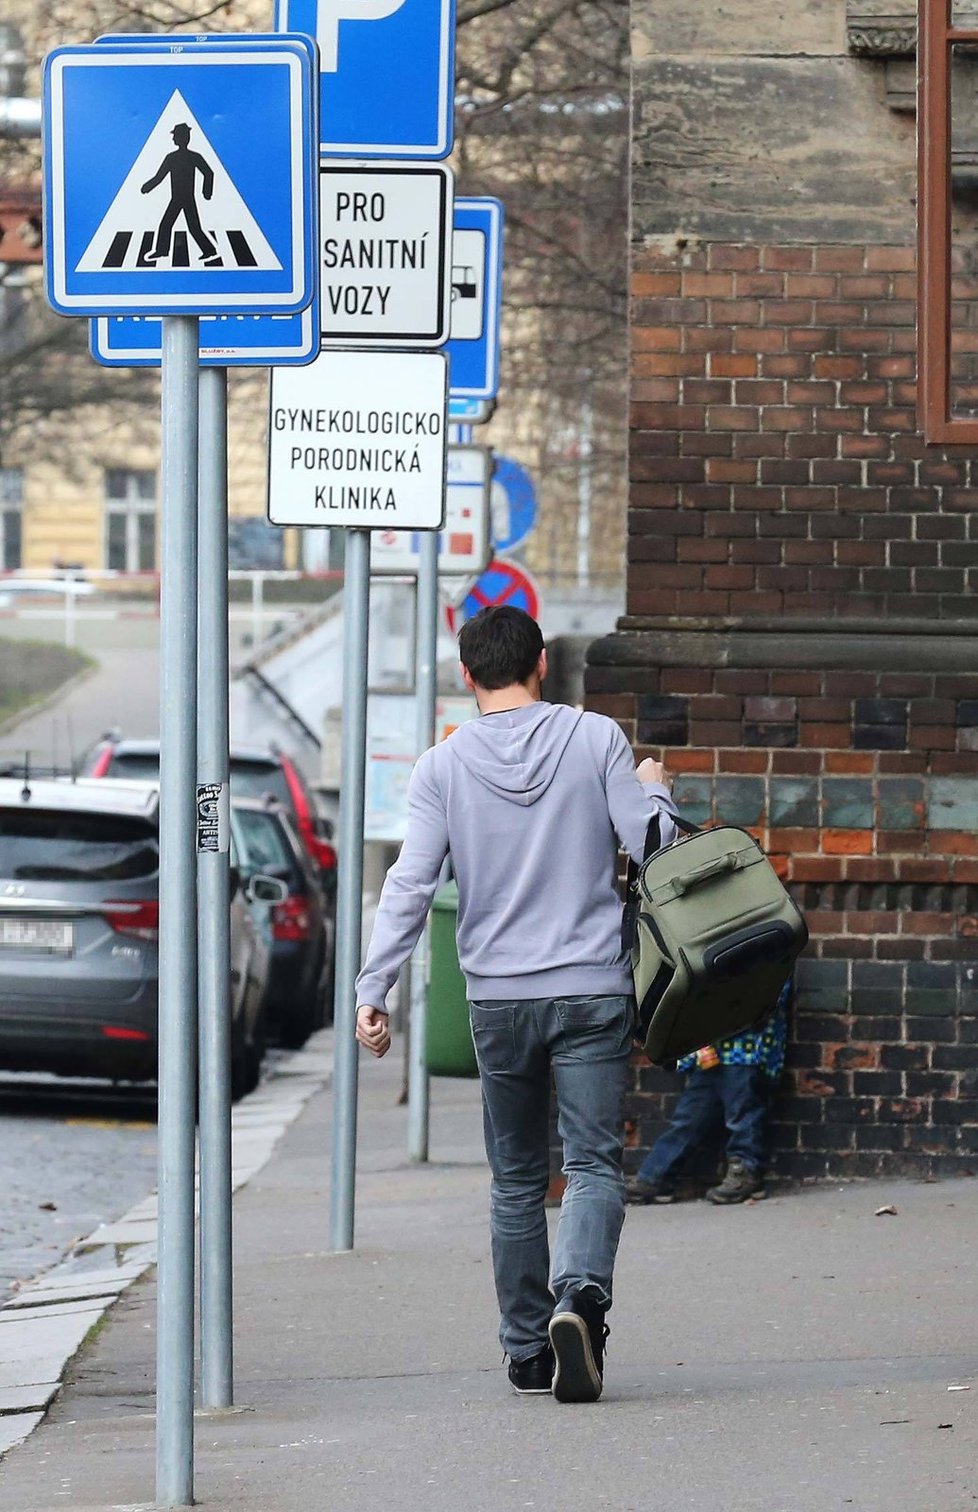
[43,41,318,314]
[196,783,230,854]
[267,349,448,528]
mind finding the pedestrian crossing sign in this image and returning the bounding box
[43,40,318,315]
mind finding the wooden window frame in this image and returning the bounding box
[918,0,978,442]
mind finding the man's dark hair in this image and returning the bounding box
[458,606,544,691]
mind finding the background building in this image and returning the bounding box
[0,0,629,593]
[606,1,978,1179]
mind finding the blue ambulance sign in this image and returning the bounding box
[90,305,319,368]
[276,0,455,159]
[446,199,503,400]
[43,40,317,315]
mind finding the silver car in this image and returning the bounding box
[0,777,273,1099]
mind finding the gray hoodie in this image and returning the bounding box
[355,701,679,1007]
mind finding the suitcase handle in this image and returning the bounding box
[672,851,739,896]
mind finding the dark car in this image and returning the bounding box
[0,777,274,1098]
[231,797,333,1048]
[88,738,337,897]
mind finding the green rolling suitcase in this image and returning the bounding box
[625,816,808,1065]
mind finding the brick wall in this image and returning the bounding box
[587,238,978,1182]
[629,242,978,624]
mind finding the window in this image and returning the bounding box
[0,468,23,570]
[918,4,978,441]
[104,469,156,571]
[233,808,294,877]
[0,810,159,881]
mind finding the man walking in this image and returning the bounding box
[355,606,678,1402]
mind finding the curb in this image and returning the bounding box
[0,657,98,740]
[0,1033,332,1461]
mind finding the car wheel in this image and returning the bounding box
[277,995,318,1051]
[244,1006,266,1094]
[318,956,335,1029]
[230,1014,249,1102]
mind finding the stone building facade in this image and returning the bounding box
[599,2,978,1179]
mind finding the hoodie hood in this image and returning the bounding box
[448,701,583,807]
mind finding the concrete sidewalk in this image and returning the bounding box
[1,1040,977,1512]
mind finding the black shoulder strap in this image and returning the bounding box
[625,809,698,892]
[622,807,695,952]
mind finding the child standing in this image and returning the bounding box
[625,984,789,1206]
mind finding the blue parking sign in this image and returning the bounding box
[43,40,318,315]
[446,198,504,400]
[276,0,455,159]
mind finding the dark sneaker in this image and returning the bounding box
[625,1175,675,1205]
[706,1159,765,1205]
[549,1292,609,1403]
[508,1345,554,1395]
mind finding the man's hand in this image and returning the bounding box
[637,757,672,791]
[356,1005,391,1058]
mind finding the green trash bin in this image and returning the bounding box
[426,881,479,1077]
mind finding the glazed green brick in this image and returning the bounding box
[822,778,875,829]
[769,776,819,827]
[715,775,765,826]
[794,986,850,1013]
[795,959,849,990]
[929,778,978,831]
[849,988,902,1015]
[672,774,712,825]
[902,988,959,1016]
[878,777,925,831]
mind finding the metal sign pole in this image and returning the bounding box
[407,529,439,1163]
[197,365,233,1410]
[329,526,371,1252]
[156,315,200,1510]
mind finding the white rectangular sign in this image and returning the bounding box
[370,445,491,575]
[267,350,448,528]
[320,164,453,347]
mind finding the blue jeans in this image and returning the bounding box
[636,1065,770,1186]
[469,994,634,1363]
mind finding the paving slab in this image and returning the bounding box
[0,1383,59,1413]
[0,1413,43,1457]
[75,1221,158,1250]
[5,1281,129,1309]
[0,1308,104,1380]
[0,1297,113,1324]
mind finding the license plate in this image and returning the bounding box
[0,918,74,952]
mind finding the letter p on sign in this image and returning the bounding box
[316,0,408,69]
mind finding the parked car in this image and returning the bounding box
[87,738,337,900]
[0,777,276,1098]
[231,797,334,1048]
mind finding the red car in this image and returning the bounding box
[88,739,337,895]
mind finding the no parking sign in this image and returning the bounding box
[445,557,541,632]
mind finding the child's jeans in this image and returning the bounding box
[635,1064,770,1185]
